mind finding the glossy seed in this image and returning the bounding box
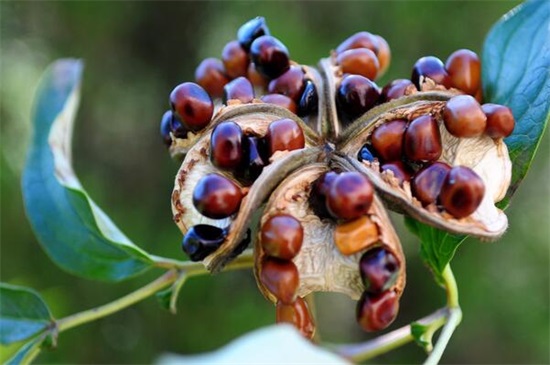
[268,65,306,102]
[411,56,451,89]
[443,95,487,138]
[195,58,230,97]
[370,119,407,162]
[356,290,399,332]
[223,76,255,104]
[169,112,189,139]
[181,225,226,261]
[222,40,249,79]
[380,161,412,186]
[439,166,485,218]
[247,63,269,88]
[261,214,304,260]
[336,31,379,54]
[170,82,214,132]
[237,16,270,51]
[297,80,318,117]
[482,103,515,138]
[160,110,174,146]
[250,35,290,79]
[276,297,315,339]
[326,172,374,220]
[192,174,242,219]
[265,118,305,156]
[238,136,268,183]
[334,216,379,256]
[260,257,299,305]
[445,49,481,96]
[381,79,416,102]
[358,144,376,162]
[260,94,298,114]
[359,247,399,293]
[411,162,451,206]
[375,35,391,78]
[404,115,442,162]
[336,48,380,81]
[336,75,380,124]
[210,121,243,170]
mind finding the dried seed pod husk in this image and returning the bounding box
[336,93,511,240]
[171,103,322,272]
[254,163,406,302]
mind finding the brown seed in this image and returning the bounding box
[276,297,315,339]
[336,31,379,54]
[443,95,487,138]
[370,119,407,162]
[260,257,299,305]
[261,214,304,260]
[411,162,451,206]
[404,115,442,162]
[210,121,243,170]
[222,40,249,79]
[380,161,412,186]
[381,79,416,101]
[445,49,481,96]
[334,216,379,256]
[268,65,306,102]
[265,118,305,156]
[482,103,515,138]
[192,174,242,219]
[314,171,339,197]
[223,76,255,104]
[326,172,374,220]
[169,82,214,132]
[250,35,290,79]
[439,166,485,218]
[247,63,269,88]
[356,290,399,332]
[375,35,391,78]
[336,75,380,124]
[260,94,298,114]
[195,58,230,97]
[336,48,380,81]
[411,56,451,89]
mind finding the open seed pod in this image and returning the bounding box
[254,163,406,336]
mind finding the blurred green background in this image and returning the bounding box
[1,1,548,364]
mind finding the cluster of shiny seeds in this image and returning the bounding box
[313,171,400,331]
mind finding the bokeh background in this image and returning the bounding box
[1,1,548,364]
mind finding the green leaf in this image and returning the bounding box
[155,325,349,364]
[405,217,466,284]
[482,0,550,208]
[0,284,54,345]
[4,335,45,365]
[22,59,153,282]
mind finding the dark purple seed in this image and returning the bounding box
[359,247,399,293]
[160,110,173,146]
[223,77,255,104]
[181,224,226,261]
[336,75,380,126]
[210,121,244,170]
[411,56,451,89]
[381,79,416,102]
[250,35,290,79]
[169,112,189,139]
[358,144,375,162]
[238,136,268,183]
[237,16,270,51]
[298,80,319,117]
[268,65,306,102]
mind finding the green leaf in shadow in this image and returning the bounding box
[22,59,153,282]
[482,0,550,208]
[0,284,54,345]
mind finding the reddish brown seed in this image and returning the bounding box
[356,290,399,332]
[261,214,303,260]
[223,77,255,104]
[314,171,339,197]
[336,48,380,81]
[445,49,481,96]
[336,31,379,54]
[260,257,299,305]
[439,166,485,218]
[359,247,399,293]
[381,79,416,102]
[265,118,305,156]
[247,63,269,88]
[222,40,250,79]
[260,94,298,114]
[380,161,412,186]
[250,35,290,79]
[210,121,243,170]
[370,119,407,162]
[268,65,306,102]
[443,95,487,138]
[411,162,451,206]
[276,297,315,339]
[482,103,515,138]
[411,56,451,89]
[375,35,391,78]
[404,115,442,162]
[195,58,230,97]
[170,82,214,132]
[336,75,380,124]
[326,172,374,220]
[192,174,242,219]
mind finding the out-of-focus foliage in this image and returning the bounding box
[1,1,547,364]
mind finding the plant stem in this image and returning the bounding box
[151,249,254,273]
